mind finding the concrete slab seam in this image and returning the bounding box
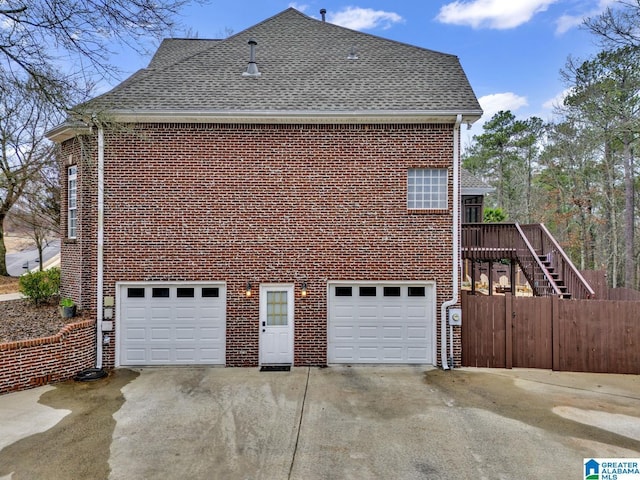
[288,366,310,480]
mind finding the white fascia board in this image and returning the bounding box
[109,109,484,125]
[46,124,93,143]
[46,109,484,142]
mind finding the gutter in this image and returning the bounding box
[104,108,484,120]
[46,110,484,143]
[440,114,463,370]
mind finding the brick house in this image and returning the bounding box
[47,8,482,369]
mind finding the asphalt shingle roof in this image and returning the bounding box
[85,8,482,115]
[461,169,493,193]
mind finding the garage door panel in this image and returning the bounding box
[150,307,172,320]
[381,326,403,340]
[175,348,196,361]
[200,348,222,362]
[124,307,147,320]
[332,346,355,361]
[175,327,195,340]
[200,327,221,341]
[150,327,171,341]
[200,306,223,319]
[328,283,434,364]
[358,305,379,318]
[333,305,356,318]
[357,325,378,340]
[358,346,380,361]
[406,326,428,340]
[406,305,428,319]
[119,284,226,366]
[150,349,171,361]
[381,346,403,361]
[124,349,146,362]
[331,325,355,340]
[407,347,429,361]
[176,307,198,319]
[380,305,404,318]
[124,327,147,341]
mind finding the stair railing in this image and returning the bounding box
[513,223,563,297]
[520,223,595,299]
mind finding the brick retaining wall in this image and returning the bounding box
[0,319,96,395]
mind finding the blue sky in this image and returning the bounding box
[112,0,615,145]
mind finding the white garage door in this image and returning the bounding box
[118,283,226,366]
[328,283,435,364]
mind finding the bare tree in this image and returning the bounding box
[0,77,60,275]
[10,158,60,271]
[1,0,203,106]
[585,1,640,49]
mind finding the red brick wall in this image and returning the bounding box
[61,122,461,368]
[60,135,98,312]
[0,319,96,395]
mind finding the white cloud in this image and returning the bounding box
[327,7,404,31]
[542,89,570,111]
[462,92,528,144]
[288,2,310,13]
[555,14,583,34]
[479,92,528,118]
[436,0,557,29]
[554,0,618,35]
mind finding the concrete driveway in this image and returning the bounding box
[1,366,639,479]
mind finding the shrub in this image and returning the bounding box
[483,207,507,223]
[60,297,75,307]
[19,268,61,306]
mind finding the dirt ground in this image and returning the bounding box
[0,276,20,295]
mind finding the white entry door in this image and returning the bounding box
[259,284,294,365]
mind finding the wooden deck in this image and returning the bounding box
[462,223,595,299]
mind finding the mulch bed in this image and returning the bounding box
[0,299,85,343]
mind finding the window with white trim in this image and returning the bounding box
[68,166,77,238]
[407,168,448,210]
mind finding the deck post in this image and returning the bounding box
[488,260,494,295]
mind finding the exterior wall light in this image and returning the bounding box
[301,281,308,298]
[245,282,252,298]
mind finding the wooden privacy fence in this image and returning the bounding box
[461,291,640,374]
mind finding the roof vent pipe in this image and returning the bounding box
[242,39,261,76]
[320,8,326,22]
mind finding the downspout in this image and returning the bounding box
[96,126,105,369]
[74,125,108,381]
[440,114,462,370]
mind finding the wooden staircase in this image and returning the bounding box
[462,223,595,299]
[538,254,570,298]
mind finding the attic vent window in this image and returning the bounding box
[347,45,358,60]
[242,39,261,77]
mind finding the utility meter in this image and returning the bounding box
[448,308,462,326]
